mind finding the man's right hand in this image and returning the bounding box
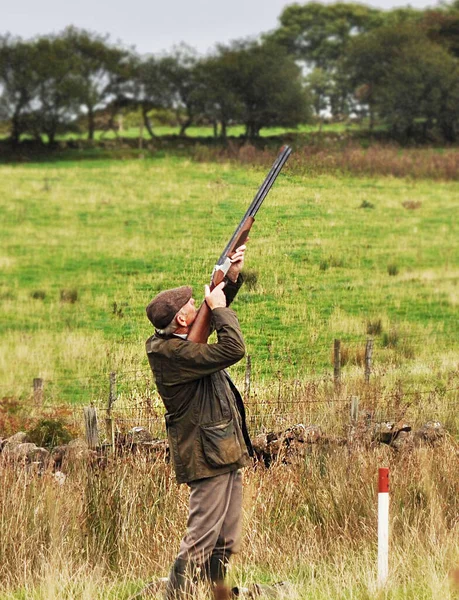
[205,281,226,310]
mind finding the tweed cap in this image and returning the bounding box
[146,285,193,329]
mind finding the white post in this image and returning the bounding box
[378,467,390,587]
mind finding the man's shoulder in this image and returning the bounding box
[146,333,181,355]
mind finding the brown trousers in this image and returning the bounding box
[177,469,243,564]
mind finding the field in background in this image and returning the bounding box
[0,122,360,143]
[0,154,458,405]
[1,151,458,599]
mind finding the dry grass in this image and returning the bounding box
[0,433,458,599]
[192,143,459,181]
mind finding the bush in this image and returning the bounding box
[27,418,73,449]
[31,290,46,300]
[367,319,382,335]
[359,200,374,209]
[0,398,34,437]
[382,328,399,348]
[402,200,422,210]
[60,288,78,303]
[387,263,399,276]
[243,269,259,290]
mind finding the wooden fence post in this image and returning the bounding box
[139,119,144,150]
[106,371,116,453]
[350,395,360,424]
[333,339,341,388]
[33,378,44,406]
[365,339,374,384]
[244,355,251,401]
[84,406,99,449]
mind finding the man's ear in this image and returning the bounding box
[176,313,187,327]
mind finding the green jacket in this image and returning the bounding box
[146,281,252,484]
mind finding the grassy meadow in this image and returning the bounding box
[0,153,458,406]
[0,150,459,599]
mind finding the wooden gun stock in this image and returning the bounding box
[187,217,253,343]
[188,146,291,343]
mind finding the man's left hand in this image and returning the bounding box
[227,245,246,283]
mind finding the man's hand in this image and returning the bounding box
[227,244,246,283]
[205,281,227,310]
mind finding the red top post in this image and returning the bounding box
[378,467,390,493]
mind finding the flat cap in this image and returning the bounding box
[146,286,193,329]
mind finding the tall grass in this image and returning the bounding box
[192,143,459,181]
[0,439,457,598]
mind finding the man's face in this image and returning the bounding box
[179,297,197,327]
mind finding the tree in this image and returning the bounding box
[423,9,459,57]
[377,39,459,142]
[155,44,200,137]
[30,35,83,144]
[62,27,137,140]
[212,40,311,139]
[0,36,39,144]
[136,56,176,138]
[271,2,383,70]
[346,21,459,141]
[192,51,244,140]
[345,23,426,131]
[270,2,424,118]
[304,67,333,129]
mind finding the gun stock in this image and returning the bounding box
[188,146,291,343]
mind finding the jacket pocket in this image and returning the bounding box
[200,419,243,468]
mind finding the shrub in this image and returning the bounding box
[402,200,422,210]
[60,288,78,303]
[359,200,374,209]
[387,263,399,276]
[31,290,46,300]
[320,256,343,271]
[27,418,73,449]
[0,398,34,437]
[243,269,259,290]
[367,319,382,335]
[382,328,399,348]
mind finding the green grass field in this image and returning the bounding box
[62,121,360,141]
[1,152,459,599]
[0,154,458,407]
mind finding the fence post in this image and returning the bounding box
[244,355,251,401]
[350,395,360,424]
[106,371,116,453]
[33,378,44,406]
[139,119,144,150]
[84,406,99,449]
[378,467,390,587]
[333,339,341,388]
[365,339,374,383]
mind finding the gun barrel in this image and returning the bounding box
[217,145,291,266]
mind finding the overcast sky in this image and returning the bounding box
[3,0,441,55]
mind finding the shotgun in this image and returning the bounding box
[188,145,292,343]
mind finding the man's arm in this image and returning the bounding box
[170,308,245,384]
[223,244,245,307]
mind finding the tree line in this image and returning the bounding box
[1,0,458,145]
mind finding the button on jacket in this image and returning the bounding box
[146,280,253,484]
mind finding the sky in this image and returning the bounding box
[2,0,443,56]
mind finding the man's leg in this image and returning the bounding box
[164,558,197,600]
[207,471,243,586]
[165,470,242,599]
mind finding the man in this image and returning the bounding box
[145,245,253,599]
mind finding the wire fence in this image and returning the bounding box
[2,333,458,440]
